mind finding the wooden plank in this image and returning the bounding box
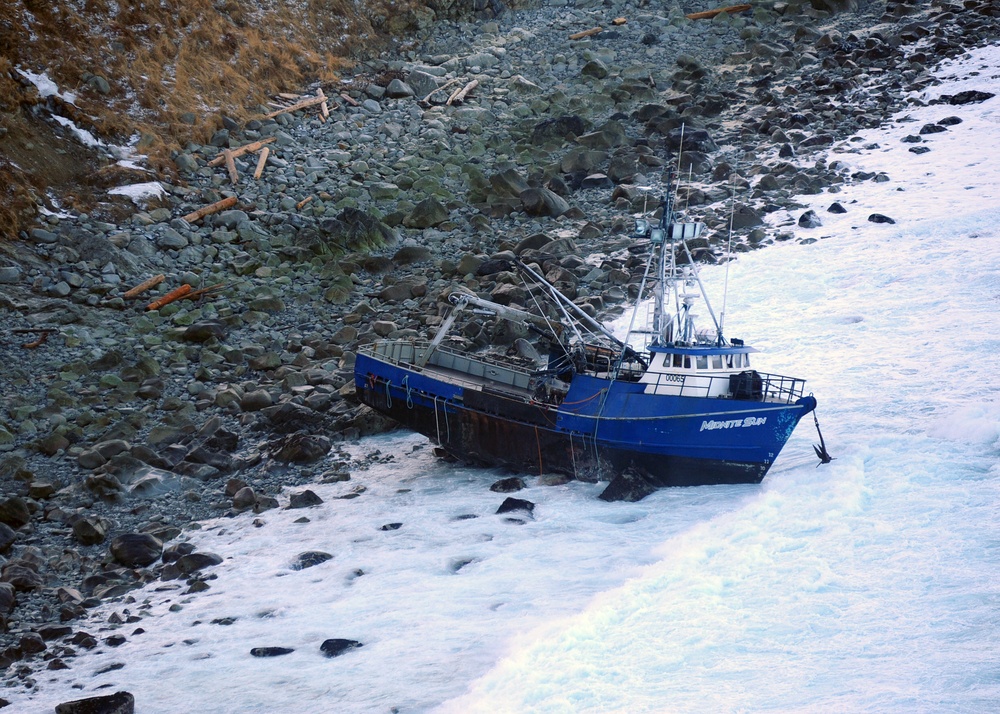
[207,137,275,167]
[685,4,752,20]
[147,284,192,311]
[123,274,166,299]
[339,92,359,107]
[224,149,238,185]
[317,88,329,119]
[611,17,627,25]
[253,147,269,180]
[422,77,462,104]
[181,196,237,223]
[447,79,479,106]
[263,95,327,119]
[296,195,314,210]
[569,26,602,40]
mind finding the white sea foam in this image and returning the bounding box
[14,44,1000,714]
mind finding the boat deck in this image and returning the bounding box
[420,360,535,399]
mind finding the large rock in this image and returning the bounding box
[598,469,656,502]
[72,516,109,546]
[320,638,363,658]
[55,691,135,714]
[519,187,570,217]
[251,646,295,657]
[403,198,449,229]
[665,127,717,153]
[297,208,397,257]
[0,522,16,553]
[287,490,323,509]
[0,497,30,529]
[110,533,164,568]
[495,497,535,516]
[489,168,529,198]
[531,115,585,144]
[174,552,223,575]
[490,477,526,493]
[271,433,332,463]
[0,582,16,613]
[292,551,333,570]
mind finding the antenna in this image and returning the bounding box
[719,172,736,343]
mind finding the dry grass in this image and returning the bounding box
[0,0,447,240]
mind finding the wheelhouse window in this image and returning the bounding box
[712,356,723,369]
[696,356,708,370]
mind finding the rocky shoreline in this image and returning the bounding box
[1,0,998,707]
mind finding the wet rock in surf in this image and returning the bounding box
[598,469,656,502]
[320,638,363,658]
[287,489,323,509]
[489,477,526,493]
[55,690,135,714]
[292,551,333,570]
[495,497,534,515]
[251,647,295,657]
[798,210,822,228]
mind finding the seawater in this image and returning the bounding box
[16,45,1000,714]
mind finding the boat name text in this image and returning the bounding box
[700,416,767,432]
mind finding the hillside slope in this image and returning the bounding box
[0,0,504,242]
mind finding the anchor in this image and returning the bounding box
[812,410,834,465]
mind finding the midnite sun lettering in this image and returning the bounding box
[699,416,767,432]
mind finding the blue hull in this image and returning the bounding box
[355,353,816,487]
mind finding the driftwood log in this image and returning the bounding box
[253,147,270,180]
[569,27,602,40]
[123,274,166,299]
[181,196,237,223]
[147,285,192,311]
[422,77,463,104]
[447,80,479,106]
[263,95,328,119]
[685,4,752,20]
[224,149,238,185]
[207,137,275,167]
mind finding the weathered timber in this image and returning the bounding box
[447,80,479,106]
[224,149,238,186]
[147,285,192,311]
[253,147,270,180]
[612,17,627,25]
[263,95,327,119]
[339,92,359,107]
[296,196,314,210]
[317,88,329,120]
[685,4,752,20]
[422,77,463,104]
[22,333,50,349]
[181,196,238,223]
[207,137,275,167]
[569,27,602,40]
[123,274,166,299]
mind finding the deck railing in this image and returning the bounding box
[640,368,807,404]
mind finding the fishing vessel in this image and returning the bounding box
[354,175,825,491]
